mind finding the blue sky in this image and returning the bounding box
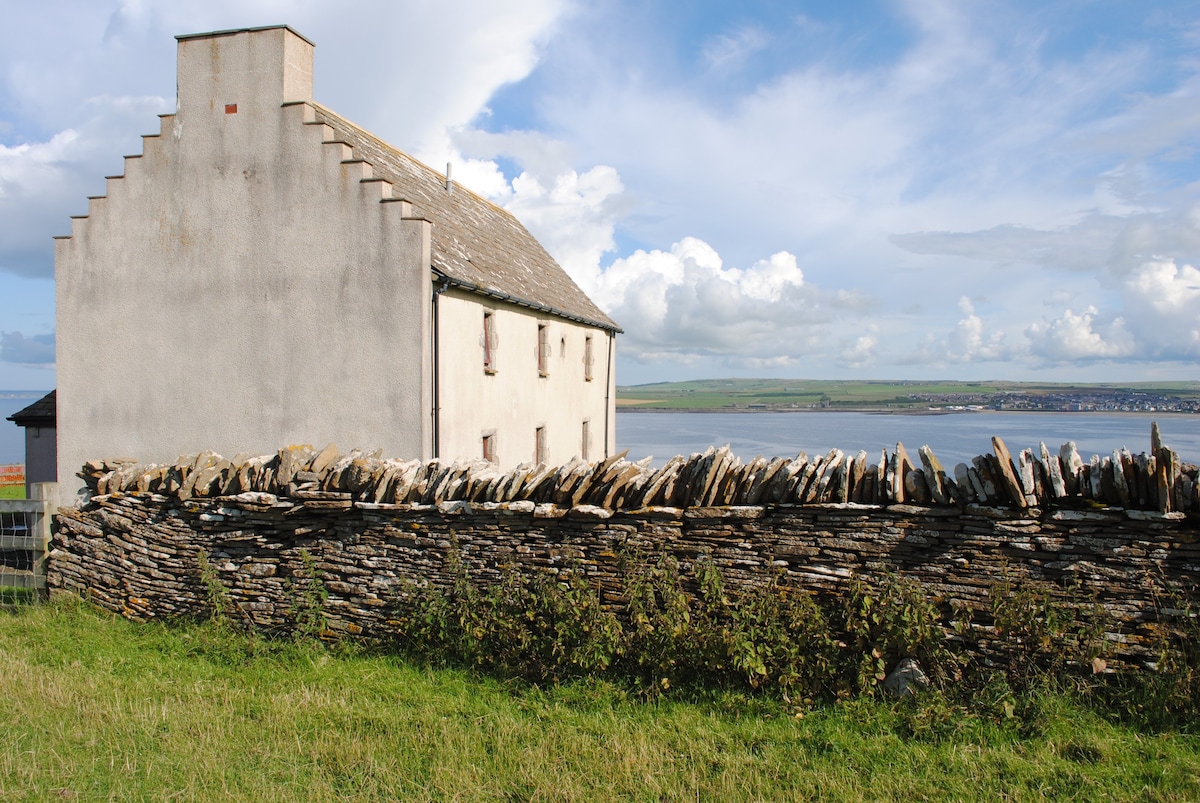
[2,0,1199,389]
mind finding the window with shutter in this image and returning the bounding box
[483,311,498,374]
[535,426,548,465]
[537,323,550,377]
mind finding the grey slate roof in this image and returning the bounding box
[308,103,620,333]
[7,390,55,426]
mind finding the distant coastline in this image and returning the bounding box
[616,378,1200,416]
[617,406,1198,417]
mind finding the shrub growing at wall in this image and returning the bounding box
[1099,584,1200,729]
[380,543,1157,706]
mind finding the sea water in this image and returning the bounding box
[616,410,1200,468]
[5,398,1198,471]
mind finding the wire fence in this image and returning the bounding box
[0,483,57,603]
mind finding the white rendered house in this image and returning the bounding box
[55,25,619,499]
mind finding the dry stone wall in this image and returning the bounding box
[69,422,1198,515]
[50,428,1199,670]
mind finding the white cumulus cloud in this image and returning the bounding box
[840,332,877,368]
[913,297,1010,366]
[1020,256,1200,365]
[501,165,627,292]
[590,238,832,363]
[946,297,1009,362]
[1119,258,1200,358]
[1025,307,1135,362]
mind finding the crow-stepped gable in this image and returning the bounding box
[55,26,619,499]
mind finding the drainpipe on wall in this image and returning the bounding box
[431,274,451,459]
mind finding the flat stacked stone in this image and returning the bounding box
[74,421,1199,517]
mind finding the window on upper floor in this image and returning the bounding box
[537,323,550,377]
[483,310,497,374]
[584,334,594,381]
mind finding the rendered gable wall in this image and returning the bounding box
[55,27,433,500]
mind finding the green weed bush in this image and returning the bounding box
[198,539,1197,727]
[196,550,232,625]
[984,572,1109,688]
[1145,585,1200,723]
[1096,580,1200,730]
[392,544,989,702]
[287,548,329,642]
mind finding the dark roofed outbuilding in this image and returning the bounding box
[8,390,56,427]
[6,390,56,497]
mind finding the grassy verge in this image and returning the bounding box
[1,599,1198,801]
[0,463,24,499]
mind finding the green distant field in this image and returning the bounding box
[616,378,1200,411]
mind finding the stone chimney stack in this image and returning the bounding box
[175,25,314,118]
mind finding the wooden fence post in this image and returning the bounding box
[29,482,58,600]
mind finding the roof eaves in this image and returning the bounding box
[6,390,56,426]
[438,272,623,334]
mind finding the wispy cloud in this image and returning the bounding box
[701,26,769,71]
[1,331,54,365]
[0,96,170,278]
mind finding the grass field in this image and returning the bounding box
[616,378,1200,411]
[1,599,1198,801]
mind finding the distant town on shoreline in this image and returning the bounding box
[617,379,1200,414]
